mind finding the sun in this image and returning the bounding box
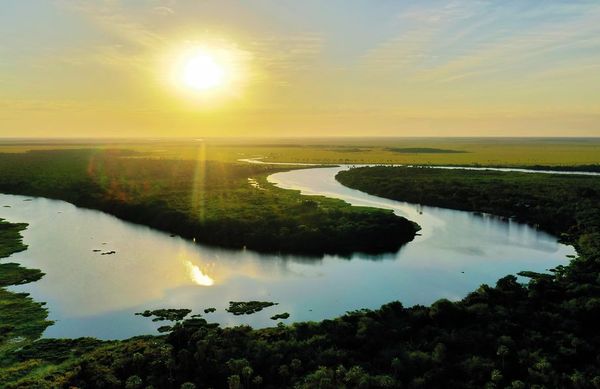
[181,51,225,91]
[168,42,247,101]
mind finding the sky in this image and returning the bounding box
[1,0,599,138]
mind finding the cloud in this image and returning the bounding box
[358,0,600,86]
[247,34,324,85]
[398,0,482,24]
[358,1,490,75]
[57,1,166,49]
[152,6,175,16]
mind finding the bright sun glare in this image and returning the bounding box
[170,43,246,101]
[181,51,225,91]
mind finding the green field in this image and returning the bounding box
[2,137,600,167]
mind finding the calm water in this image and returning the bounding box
[0,166,574,339]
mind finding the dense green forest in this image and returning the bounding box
[336,166,600,244]
[0,150,417,255]
[1,164,599,388]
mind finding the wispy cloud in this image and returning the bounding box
[359,1,486,75]
[57,0,166,49]
[359,1,600,86]
[152,6,175,16]
[250,34,323,70]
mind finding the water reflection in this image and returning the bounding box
[186,260,215,286]
[0,167,574,339]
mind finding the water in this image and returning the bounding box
[0,166,574,339]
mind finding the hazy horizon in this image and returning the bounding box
[2,136,600,141]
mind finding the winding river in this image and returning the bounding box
[0,165,577,339]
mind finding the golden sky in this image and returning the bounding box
[1,1,599,137]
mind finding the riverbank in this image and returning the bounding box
[0,220,51,365]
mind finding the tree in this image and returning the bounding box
[228,374,241,389]
[125,375,143,389]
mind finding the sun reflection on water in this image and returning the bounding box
[185,260,215,286]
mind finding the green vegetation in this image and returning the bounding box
[336,166,600,240]
[135,309,192,322]
[204,307,216,314]
[2,137,600,167]
[0,221,28,259]
[0,149,417,255]
[386,147,467,154]
[0,263,43,287]
[227,301,278,316]
[3,157,600,387]
[215,137,600,167]
[270,312,290,320]
[0,220,53,370]
[510,164,600,173]
[1,337,157,388]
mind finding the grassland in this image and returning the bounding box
[2,137,600,167]
[0,149,417,255]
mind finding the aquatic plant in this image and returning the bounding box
[226,301,277,315]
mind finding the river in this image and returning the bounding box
[0,165,575,339]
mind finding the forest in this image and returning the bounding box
[336,166,600,244]
[0,150,418,256]
[0,164,599,387]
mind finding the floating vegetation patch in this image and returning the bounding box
[226,301,277,316]
[135,309,191,322]
[153,318,215,334]
[100,250,116,255]
[270,312,290,320]
[204,307,216,314]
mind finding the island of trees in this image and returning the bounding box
[0,149,418,256]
